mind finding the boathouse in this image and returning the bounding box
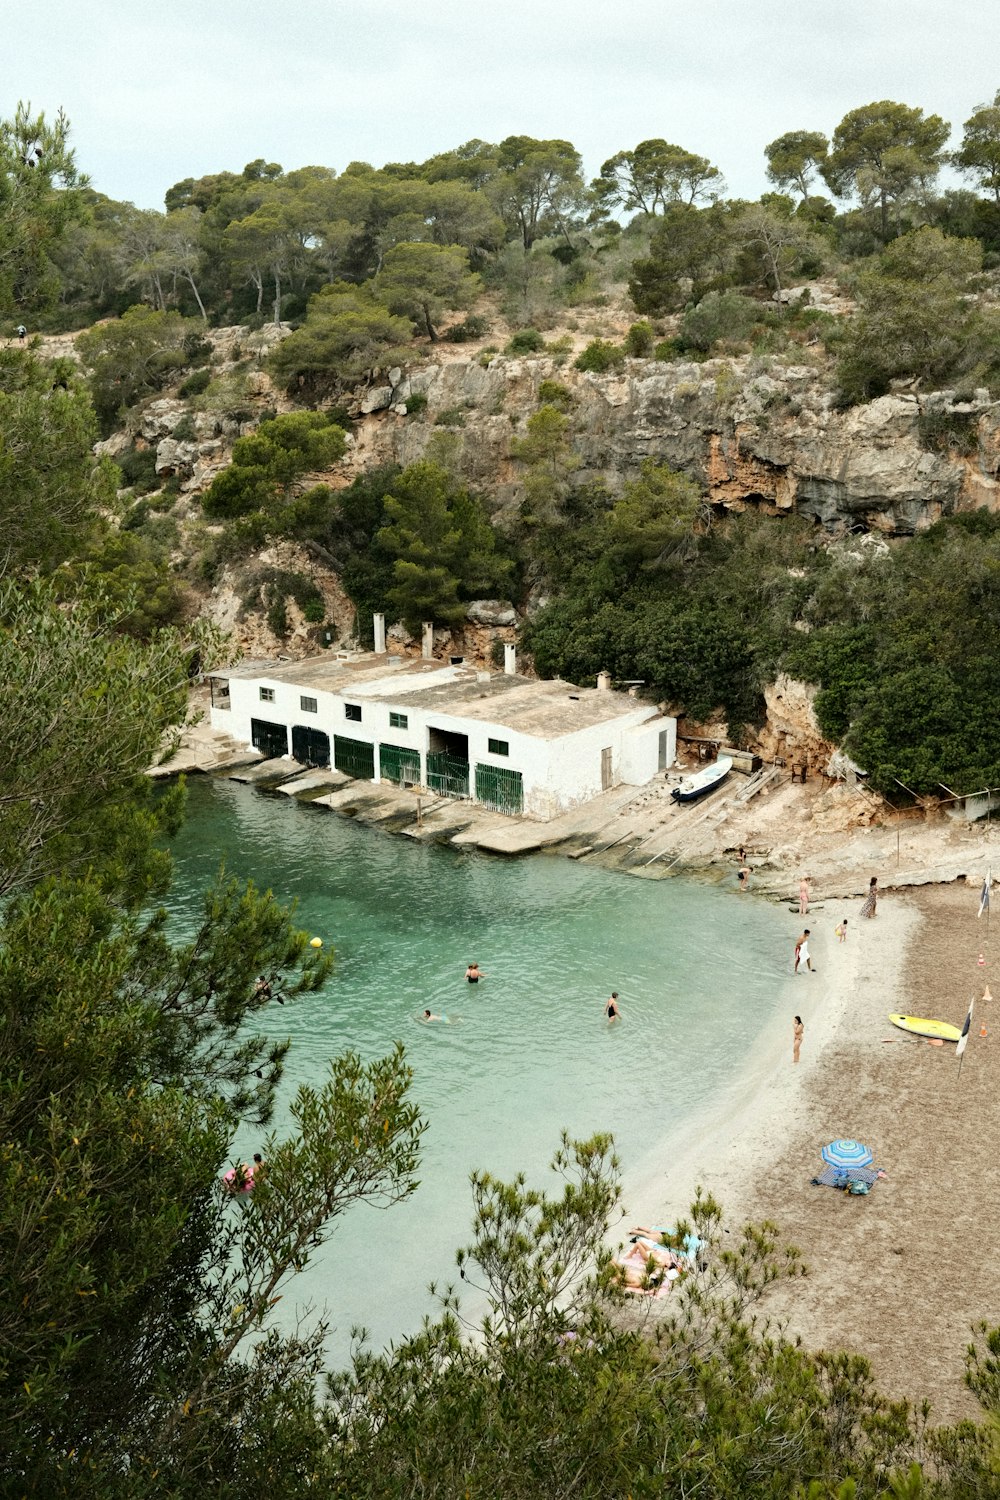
[208,651,674,821]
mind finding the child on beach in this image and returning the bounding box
[835,919,848,943]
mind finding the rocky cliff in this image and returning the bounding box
[354,353,1000,535]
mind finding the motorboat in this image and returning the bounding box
[670,755,733,804]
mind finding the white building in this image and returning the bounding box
[208,651,674,821]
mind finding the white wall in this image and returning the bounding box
[212,673,674,819]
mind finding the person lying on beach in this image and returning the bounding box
[614,1239,682,1294]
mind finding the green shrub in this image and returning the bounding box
[443,313,491,343]
[266,597,288,637]
[179,368,212,398]
[505,328,546,354]
[573,339,625,373]
[917,406,981,455]
[172,414,196,442]
[538,379,573,409]
[183,331,213,365]
[117,445,159,494]
[654,338,684,361]
[679,291,777,354]
[624,321,654,358]
[435,408,467,427]
[405,391,428,415]
[478,346,499,367]
[302,596,325,624]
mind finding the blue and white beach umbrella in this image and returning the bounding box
[821,1138,874,1169]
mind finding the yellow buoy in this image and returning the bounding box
[310,936,323,948]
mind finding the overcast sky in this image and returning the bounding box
[7,0,1000,209]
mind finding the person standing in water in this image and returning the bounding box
[606,992,621,1022]
[793,1015,804,1063]
[465,962,485,983]
[794,930,814,973]
[799,876,811,915]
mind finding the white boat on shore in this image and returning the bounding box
[670,755,733,804]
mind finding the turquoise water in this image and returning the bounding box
[167,777,792,1358]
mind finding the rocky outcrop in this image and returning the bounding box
[355,355,1000,535]
[756,674,834,773]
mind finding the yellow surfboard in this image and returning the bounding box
[889,1014,962,1042]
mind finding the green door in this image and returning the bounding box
[475,763,523,815]
[291,725,331,767]
[379,742,421,786]
[251,718,289,759]
[426,750,469,798]
[333,734,375,780]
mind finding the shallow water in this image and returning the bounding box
[167,776,792,1358]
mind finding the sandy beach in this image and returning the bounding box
[633,879,1000,1426]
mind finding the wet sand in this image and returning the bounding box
[632,881,1000,1425]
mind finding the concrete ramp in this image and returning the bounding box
[275,769,349,797]
[228,758,305,785]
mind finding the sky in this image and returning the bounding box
[6,0,1000,209]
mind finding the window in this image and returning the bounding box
[259,686,275,703]
[488,737,509,757]
[345,703,362,722]
[389,710,408,730]
[300,695,318,714]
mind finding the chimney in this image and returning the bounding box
[597,671,612,692]
[422,622,434,660]
[373,612,386,654]
[504,643,516,676]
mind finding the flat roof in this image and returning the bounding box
[217,653,661,738]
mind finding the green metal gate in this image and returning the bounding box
[251,718,289,759]
[291,725,331,767]
[475,763,524,816]
[379,743,421,786]
[426,750,469,799]
[333,734,375,780]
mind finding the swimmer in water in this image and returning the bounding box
[465,962,485,983]
[421,1009,447,1023]
[606,991,621,1022]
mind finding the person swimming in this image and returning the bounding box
[421,1009,448,1023]
[465,962,485,983]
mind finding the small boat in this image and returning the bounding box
[888,1014,962,1043]
[671,755,733,804]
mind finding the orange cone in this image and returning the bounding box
[980,1021,988,1038]
[979,953,986,967]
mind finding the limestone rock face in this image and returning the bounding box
[756,674,835,773]
[359,354,1000,535]
[465,599,517,626]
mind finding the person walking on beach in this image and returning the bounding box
[860,876,878,919]
[799,875,811,915]
[835,918,848,943]
[793,1015,804,1063]
[794,930,814,973]
[606,992,621,1022]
